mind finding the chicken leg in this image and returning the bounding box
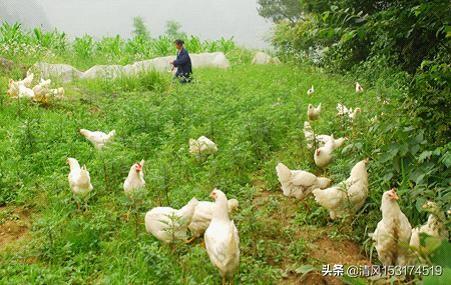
[185,236,197,244]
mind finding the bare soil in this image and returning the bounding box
[0,206,31,251]
[252,185,371,285]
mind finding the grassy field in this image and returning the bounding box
[0,61,448,284]
[0,63,371,283]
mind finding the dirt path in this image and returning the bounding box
[251,180,371,284]
[0,206,31,251]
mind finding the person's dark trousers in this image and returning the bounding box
[174,74,192,84]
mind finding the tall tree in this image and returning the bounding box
[164,20,186,40]
[257,0,303,23]
[132,16,150,39]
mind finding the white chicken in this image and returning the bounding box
[316,134,347,150]
[312,159,369,219]
[370,188,412,266]
[123,160,145,195]
[410,201,448,249]
[40,78,51,86]
[303,121,315,150]
[276,163,331,200]
[8,80,35,99]
[349,108,361,121]
[188,198,239,241]
[32,78,52,96]
[18,83,35,98]
[307,85,314,96]
[307,103,321,121]
[189,136,218,155]
[145,198,199,243]
[336,103,350,116]
[7,72,34,97]
[49,87,65,98]
[79,129,116,150]
[355,82,364,93]
[205,189,240,285]
[314,139,335,168]
[21,71,34,88]
[336,103,361,122]
[67,158,93,208]
[7,79,19,97]
[305,127,346,153]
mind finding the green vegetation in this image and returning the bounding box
[0,22,238,71]
[132,16,151,39]
[258,0,451,269]
[259,0,450,143]
[257,0,303,23]
[1,14,450,285]
[165,20,186,41]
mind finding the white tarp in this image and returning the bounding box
[82,64,124,80]
[34,52,230,82]
[252,52,281,65]
[34,62,84,82]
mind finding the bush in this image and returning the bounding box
[269,0,450,144]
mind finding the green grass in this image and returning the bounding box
[0,62,448,284]
[0,64,362,283]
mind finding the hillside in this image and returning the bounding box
[1,52,450,285]
[0,63,381,284]
[1,0,450,282]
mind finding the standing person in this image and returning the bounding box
[170,39,192,83]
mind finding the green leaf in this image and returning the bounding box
[415,173,425,185]
[383,172,394,181]
[399,144,409,156]
[429,240,451,267]
[419,151,433,162]
[410,144,420,155]
[341,275,368,285]
[423,267,451,285]
[380,152,393,163]
[355,142,363,150]
[415,197,427,211]
[340,31,356,43]
[414,132,425,144]
[294,264,316,275]
[445,25,451,38]
[342,144,353,154]
[442,152,451,168]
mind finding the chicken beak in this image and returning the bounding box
[389,188,399,200]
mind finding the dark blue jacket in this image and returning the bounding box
[173,48,192,78]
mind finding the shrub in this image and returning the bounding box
[269,0,450,144]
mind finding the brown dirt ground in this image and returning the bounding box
[251,184,371,285]
[310,236,371,266]
[281,272,343,285]
[0,206,31,251]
